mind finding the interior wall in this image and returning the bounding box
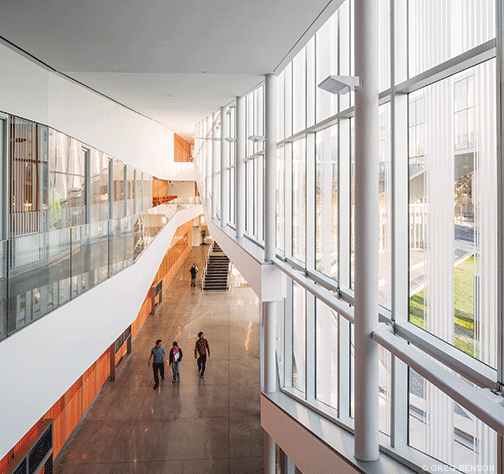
[0,41,195,181]
[169,181,196,198]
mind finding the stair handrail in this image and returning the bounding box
[226,261,233,290]
[201,240,214,289]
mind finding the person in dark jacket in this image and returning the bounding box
[194,332,210,378]
[169,341,183,383]
[190,263,198,287]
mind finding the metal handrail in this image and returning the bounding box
[201,240,214,289]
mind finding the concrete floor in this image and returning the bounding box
[54,245,263,474]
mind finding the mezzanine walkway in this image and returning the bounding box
[54,245,263,474]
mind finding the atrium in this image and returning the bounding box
[1,0,503,473]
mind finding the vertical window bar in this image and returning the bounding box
[83,148,91,224]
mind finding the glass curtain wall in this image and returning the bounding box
[2,115,158,341]
[193,0,501,470]
[244,85,265,242]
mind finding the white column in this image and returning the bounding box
[265,74,277,261]
[263,74,278,394]
[354,0,380,462]
[264,74,278,474]
[236,96,246,238]
[264,432,276,474]
[263,301,277,393]
[496,0,504,468]
[221,106,229,228]
[212,111,219,219]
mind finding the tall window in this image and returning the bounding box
[292,281,306,395]
[408,62,497,366]
[292,138,306,263]
[315,125,338,278]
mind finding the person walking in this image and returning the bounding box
[168,341,183,383]
[190,263,198,287]
[194,331,210,378]
[148,339,166,390]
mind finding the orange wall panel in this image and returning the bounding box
[0,223,194,473]
[174,134,193,162]
[82,364,97,415]
[64,379,82,442]
[44,397,65,458]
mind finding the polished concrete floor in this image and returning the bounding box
[54,245,263,474]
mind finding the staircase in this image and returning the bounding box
[202,241,231,290]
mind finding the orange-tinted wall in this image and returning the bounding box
[174,134,193,162]
[152,177,177,207]
[0,223,193,473]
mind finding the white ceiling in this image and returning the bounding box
[0,0,340,142]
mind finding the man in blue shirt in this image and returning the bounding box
[148,339,166,390]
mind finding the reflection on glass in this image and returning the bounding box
[315,299,338,408]
[292,138,306,263]
[378,345,390,436]
[408,0,495,78]
[113,159,125,219]
[292,281,306,395]
[90,150,109,223]
[277,70,286,142]
[276,147,285,252]
[10,119,48,236]
[109,217,134,277]
[408,62,497,367]
[316,125,338,279]
[2,114,198,341]
[316,13,338,123]
[0,241,7,340]
[68,139,86,227]
[378,104,391,309]
[409,367,497,468]
[293,49,306,135]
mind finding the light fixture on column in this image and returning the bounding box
[248,135,266,142]
[318,75,361,94]
[225,137,237,143]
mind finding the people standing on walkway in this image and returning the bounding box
[194,331,210,378]
[169,341,183,383]
[190,263,198,287]
[148,339,166,390]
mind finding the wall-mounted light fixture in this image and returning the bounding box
[248,135,266,142]
[225,138,237,143]
[318,75,361,94]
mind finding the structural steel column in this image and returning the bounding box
[354,0,380,462]
[220,106,229,228]
[264,74,277,262]
[264,74,278,474]
[236,96,246,238]
[496,0,504,468]
[264,432,276,474]
[211,111,219,219]
[263,74,278,394]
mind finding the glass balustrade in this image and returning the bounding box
[0,198,201,341]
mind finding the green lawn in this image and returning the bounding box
[409,255,475,356]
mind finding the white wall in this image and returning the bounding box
[0,41,196,181]
[168,181,197,199]
[0,205,203,460]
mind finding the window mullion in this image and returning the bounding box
[390,0,409,449]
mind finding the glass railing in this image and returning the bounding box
[0,199,201,342]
